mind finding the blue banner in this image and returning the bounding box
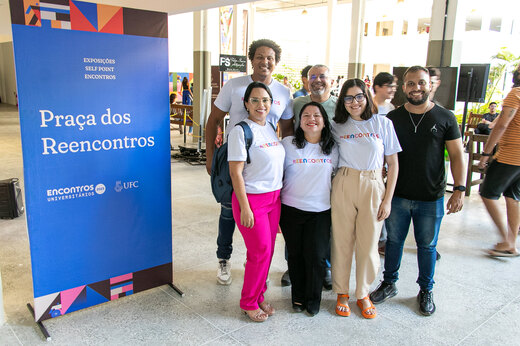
[10,0,171,321]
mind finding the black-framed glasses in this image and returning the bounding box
[249,97,272,105]
[344,93,366,104]
[383,83,397,89]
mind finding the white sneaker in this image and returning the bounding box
[217,259,232,285]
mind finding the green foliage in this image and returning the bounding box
[468,48,520,115]
[272,64,303,90]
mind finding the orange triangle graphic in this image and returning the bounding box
[99,7,123,34]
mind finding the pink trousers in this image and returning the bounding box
[232,190,281,310]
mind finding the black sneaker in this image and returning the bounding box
[281,270,291,287]
[323,268,332,290]
[417,289,436,316]
[436,251,441,261]
[370,281,398,304]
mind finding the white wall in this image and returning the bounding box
[0,41,17,105]
[168,7,222,73]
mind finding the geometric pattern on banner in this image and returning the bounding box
[10,0,167,38]
[59,285,86,316]
[69,0,96,32]
[33,262,172,322]
[87,279,111,301]
[110,273,133,300]
[34,292,60,321]
[23,0,41,26]
[39,1,70,30]
[97,5,123,34]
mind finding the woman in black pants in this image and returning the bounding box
[279,102,338,316]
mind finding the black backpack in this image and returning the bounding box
[210,121,253,204]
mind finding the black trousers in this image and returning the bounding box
[279,204,331,310]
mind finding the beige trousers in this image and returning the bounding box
[331,167,385,299]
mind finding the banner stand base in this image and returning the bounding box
[168,283,185,297]
[26,303,51,341]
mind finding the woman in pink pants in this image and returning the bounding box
[228,82,285,322]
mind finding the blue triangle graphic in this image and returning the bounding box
[72,0,98,30]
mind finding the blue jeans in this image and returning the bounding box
[383,196,444,291]
[216,202,236,260]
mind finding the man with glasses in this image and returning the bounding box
[370,66,465,316]
[280,64,337,289]
[373,72,397,116]
[293,64,337,129]
[205,39,294,286]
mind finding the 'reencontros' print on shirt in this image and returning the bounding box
[332,114,401,171]
[227,118,285,194]
[281,136,339,212]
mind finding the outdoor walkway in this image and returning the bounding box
[0,103,519,345]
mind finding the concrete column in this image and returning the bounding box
[232,5,238,55]
[426,0,466,67]
[193,11,211,143]
[348,0,366,79]
[325,0,337,70]
[0,270,4,325]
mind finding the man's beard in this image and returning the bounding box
[406,94,430,106]
[513,70,520,87]
[311,87,326,96]
[406,92,429,105]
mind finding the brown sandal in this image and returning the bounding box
[242,308,269,322]
[259,301,275,316]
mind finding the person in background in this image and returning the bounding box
[228,82,285,322]
[427,67,441,103]
[280,101,338,316]
[475,102,499,135]
[331,79,401,319]
[373,72,397,116]
[293,65,313,99]
[205,39,293,286]
[370,66,465,316]
[372,72,397,256]
[478,64,520,257]
[182,77,193,106]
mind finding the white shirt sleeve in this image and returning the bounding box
[227,125,247,162]
[280,88,294,120]
[383,118,402,156]
[214,79,234,113]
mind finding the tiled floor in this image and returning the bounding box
[1,103,519,345]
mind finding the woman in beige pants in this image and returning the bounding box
[330,79,401,319]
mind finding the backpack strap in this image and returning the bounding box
[237,121,253,164]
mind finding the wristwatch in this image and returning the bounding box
[453,185,466,192]
[481,152,493,157]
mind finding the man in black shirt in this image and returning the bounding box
[475,102,499,135]
[370,66,465,316]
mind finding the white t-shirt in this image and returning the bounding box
[376,101,395,116]
[227,119,285,194]
[214,75,293,136]
[332,115,401,171]
[281,137,339,212]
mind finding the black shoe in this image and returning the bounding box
[292,302,305,312]
[281,270,291,287]
[306,301,319,316]
[417,289,436,316]
[436,251,441,261]
[323,268,332,290]
[370,281,398,304]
